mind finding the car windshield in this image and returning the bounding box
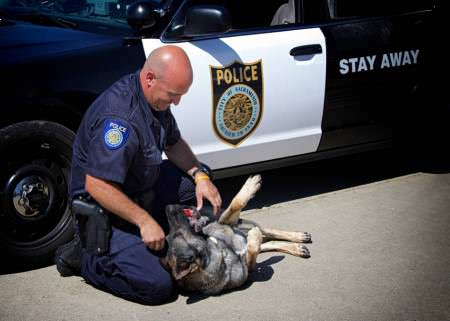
[0,0,164,35]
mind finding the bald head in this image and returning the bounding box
[143,45,193,85]
[140,45,193,111]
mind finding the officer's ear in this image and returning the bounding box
[146,69,157,87]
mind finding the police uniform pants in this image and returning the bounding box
[80,161,196,305]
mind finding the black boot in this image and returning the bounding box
[55,234,82,277]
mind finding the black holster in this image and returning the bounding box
[72,198,111,256]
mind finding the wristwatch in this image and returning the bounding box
[192,163,212,179]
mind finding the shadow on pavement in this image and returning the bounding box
[214,147,449,211]
[0,258,49,275]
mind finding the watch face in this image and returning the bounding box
[199,164,213,180]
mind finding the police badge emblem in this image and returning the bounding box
[103,119,130,150]
[210,60,263,146]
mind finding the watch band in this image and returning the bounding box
[192,167,208,178]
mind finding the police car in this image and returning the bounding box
[0,0,440,264]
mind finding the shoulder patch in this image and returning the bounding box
[103,119,130,150]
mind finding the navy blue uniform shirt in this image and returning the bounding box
[69,71,181,198]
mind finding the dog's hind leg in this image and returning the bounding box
[246,226,263,271]
[261,228,311,243]
[260,241,310,258]
[218,175,262,226]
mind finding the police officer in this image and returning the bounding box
[55,45,222,304]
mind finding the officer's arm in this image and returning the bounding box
[85,174,165,251]
[165,137,199,175]
[165,138,222,215]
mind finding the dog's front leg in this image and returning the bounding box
[219,175,262,225]
[246,226,263,272]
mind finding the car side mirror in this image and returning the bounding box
[126,0,160,32]
[183,5,231,37]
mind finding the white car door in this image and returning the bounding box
[142,13,326,171]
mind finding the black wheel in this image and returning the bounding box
[0,121,75,266]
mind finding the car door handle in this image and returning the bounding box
[290,44,322,56]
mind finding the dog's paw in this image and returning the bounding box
[297,244,310,258]
[300,232,312,243]
[288,243,311,258]
[239,175,262,202]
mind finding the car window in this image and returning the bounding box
[225,0,297,29]
[328,0,434,19]
[164,0,298,40]
[0,0,158,35]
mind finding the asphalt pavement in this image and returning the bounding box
[1,149,449,321]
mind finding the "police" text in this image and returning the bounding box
[215,65,259,86]
[110,122,127,132]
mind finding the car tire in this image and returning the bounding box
[0,121,75,267]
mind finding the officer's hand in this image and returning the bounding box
[139,217,165,251]
[196,179,222,216]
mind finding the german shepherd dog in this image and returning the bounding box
[160,175,311,295]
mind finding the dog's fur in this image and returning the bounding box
[161,175,311,295]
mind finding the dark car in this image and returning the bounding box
[0,0,441,265]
